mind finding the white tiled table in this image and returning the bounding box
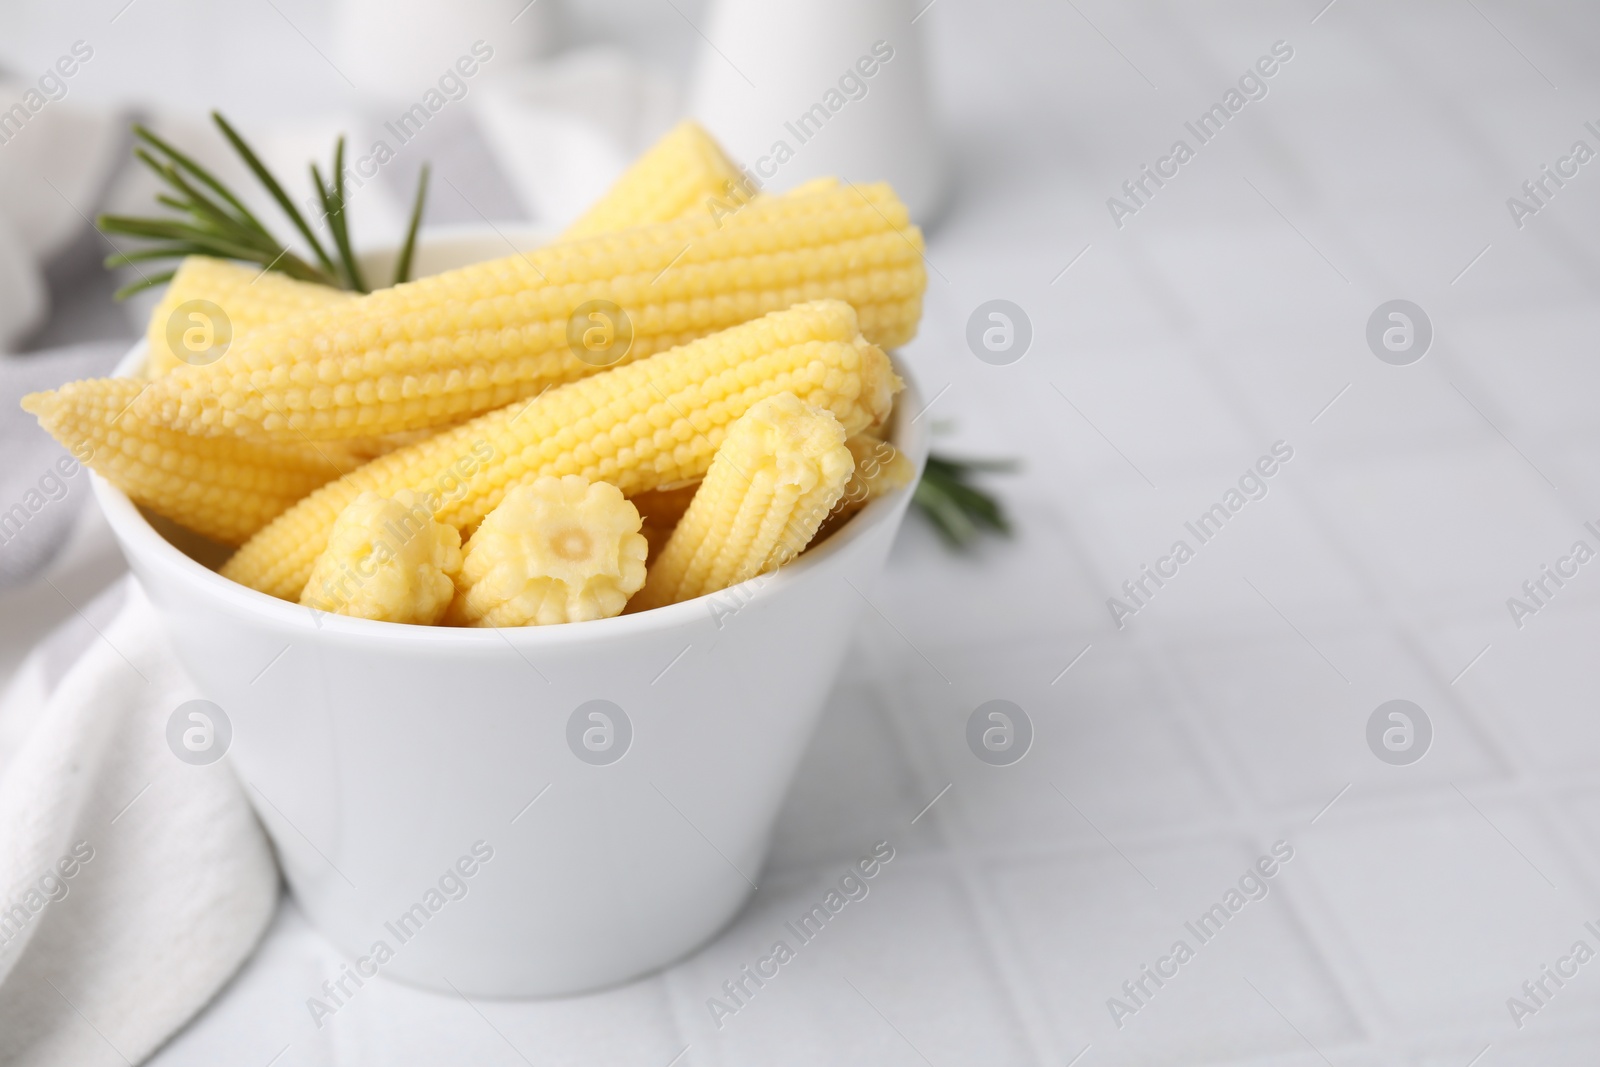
[39,0,1600,1062]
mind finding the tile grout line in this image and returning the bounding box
[1110,170,1600,1044]
[868,648,1074,1067]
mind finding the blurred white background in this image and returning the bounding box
[6,1,1600,1064]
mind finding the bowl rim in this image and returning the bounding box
[93,284,927,648]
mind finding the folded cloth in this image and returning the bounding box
[0,86,123,350]
[0,578,278,1067]
[0,341,127,590]
[0,211,46,352]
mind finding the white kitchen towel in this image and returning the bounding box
[0,83,123,350]
[0,341,127,589]
[0,577,278,1067]
[0,210,46,353]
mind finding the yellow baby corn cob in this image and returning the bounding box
[138,181,924,442]
[640,418,904,556]
[632,392,855,610]
[145,256,354,377]
[447,475,647,626]
[150,124,733,378]
[335,426,451,462]
[153,125,733,375]
[21,378,346,545]
[300,490,462,623]
[813,434,916,543]
[562,121,747,239]
[147,125,730,377]
[222,300,899,600]
[141,257,401,464]
[842,434,915,507]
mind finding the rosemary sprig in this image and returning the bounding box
[913,454,1018,549]
[310,149,366,292]
[393,164,430,287]
[211,111,341,281]
[98,111,430,299]
[132,123,270,233]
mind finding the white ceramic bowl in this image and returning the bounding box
[91,228,927,997]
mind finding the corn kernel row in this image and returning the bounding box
[561,121,747,239]
[631,392,855,610]
[144,256,354,377]
[137,182,924,442]
[22,378,347,545]
[221,300,899,600]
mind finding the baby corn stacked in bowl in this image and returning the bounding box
[26,122,931,995]
[30,122,923,622]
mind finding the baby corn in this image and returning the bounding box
[301,490,462,623]
[139,259,442,465]
[838,433,915,513]
[151,123,734,377]
[813,434,916,543]
[146,125,734,378]
[221,300,899,600]
[138,182,924,441]
[632,392,855,610]
[847,434,915,495]
[22,378,345,545]
[145,256,354,377]
[448,475,647,626]
[562,121,746,239]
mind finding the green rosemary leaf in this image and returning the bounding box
[308,162,352,291]
[99,215,267,257]
[155,163,274,249]
[133,141,303,280]
[393,164,429,286]
[132,124,267,233]
[102,112,434,297]
[326,138,367,293]
[211,111,339,279]
[308,165,333,257]
[98,214,332,287]
[112,269,177,301]
[924,454,1021,479]
[153,193,194,214]
[937,476,1010,533]
[911,452,1016,550]
[103,245,197,267]
[98,214,248,247]
[151,191,256,249]
[135,148,239,227]
[913,476,978,547]
[135,148,218,211]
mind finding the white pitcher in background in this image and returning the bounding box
[335,0,558,100]
[687,0,947,223]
